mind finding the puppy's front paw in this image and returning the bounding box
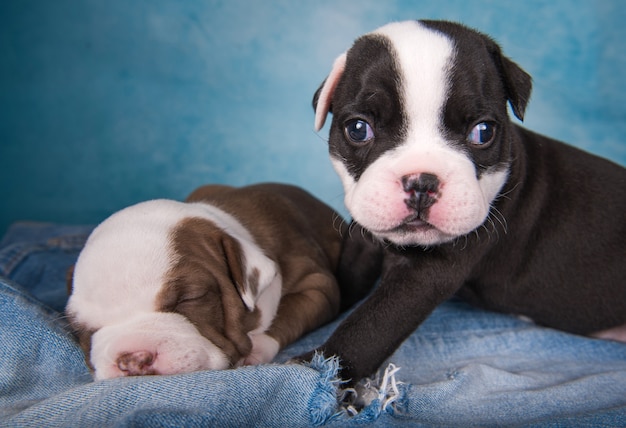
[243,333,280,366]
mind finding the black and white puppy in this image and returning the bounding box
[307,20,626,383]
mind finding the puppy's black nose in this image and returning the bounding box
[402,173,439,194]
[402,173,440,213]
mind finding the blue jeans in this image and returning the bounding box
[1,222,626,427]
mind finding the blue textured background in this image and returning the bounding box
[1,0,625,235]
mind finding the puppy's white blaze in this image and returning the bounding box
[90,312,229,380]
[373,21,454,154]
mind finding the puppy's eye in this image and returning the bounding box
[468,122,495,146]
[344,119,374,144]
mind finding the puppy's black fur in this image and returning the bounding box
[305,20,626,384]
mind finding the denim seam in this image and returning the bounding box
[0,234,88,277]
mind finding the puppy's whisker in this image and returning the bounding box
[332,213,348,238]
[491,207,508,234]
[454,233,470,251]
[311,129,330,144]
[484,217,498,243]
[473,228,481,245]
[497,181,521,201]
[51,313,72,325]
[360,226,368,241]
[366,91,379,101]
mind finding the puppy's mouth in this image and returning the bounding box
[366,213,435,237]
[395,214,435,232]
[368,213,435,235]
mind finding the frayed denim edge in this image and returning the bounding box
[348,364,408,422]
[305,352,345,426]
[305,354,408,426]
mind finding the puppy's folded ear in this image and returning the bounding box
[221,234,277,312]
[487,42,532,121]
[500,56,532,121]
[221,235,252,310]
[313,52,347,131]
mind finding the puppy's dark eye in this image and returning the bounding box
[344,119,374,144]
[468,122,495,146]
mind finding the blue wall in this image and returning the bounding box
[1,0,625,234]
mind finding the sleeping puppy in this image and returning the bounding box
[66,183,345,380]
[304,20,626,383]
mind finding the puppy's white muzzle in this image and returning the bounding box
[90,312,228,380]
[334,145,508,246]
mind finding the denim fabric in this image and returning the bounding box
[1,222,625,427]
[0,222,92,312]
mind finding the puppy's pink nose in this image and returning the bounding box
[117,351,156,376]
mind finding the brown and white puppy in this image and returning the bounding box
[66,183,345,380]
[302,20,626,384]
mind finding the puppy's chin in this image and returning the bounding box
[89,312,230,380]
[370,222,459,247]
